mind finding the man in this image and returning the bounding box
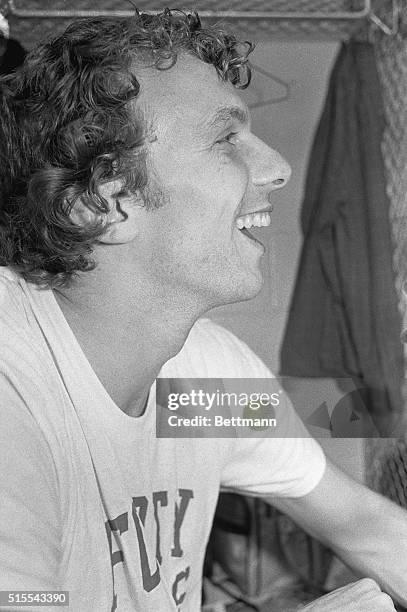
[0,8,404,612]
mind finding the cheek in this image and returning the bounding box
[217,148,250,191]
[147,146,249,239]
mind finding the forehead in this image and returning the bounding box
[135,53,248,136]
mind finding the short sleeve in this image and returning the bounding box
[221,433,326,499]
[193,320,327,498]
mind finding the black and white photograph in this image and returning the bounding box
[0,1,406,610]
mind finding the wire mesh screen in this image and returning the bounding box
[2,0,370,48]
[376,440,407,507]
[129,0,365,9]
[365,3,407,503]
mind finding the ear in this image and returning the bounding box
[70,180,143,245]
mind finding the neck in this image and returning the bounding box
[54,265,208,418]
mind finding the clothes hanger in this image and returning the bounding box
[248,62,293,109]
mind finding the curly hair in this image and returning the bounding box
[0,8,254,288]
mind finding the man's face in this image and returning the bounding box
[133,54,291,309]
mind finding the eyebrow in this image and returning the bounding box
[202,105,250,133]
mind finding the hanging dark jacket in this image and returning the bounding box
[280,41,404,435]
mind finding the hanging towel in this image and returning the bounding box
[280,41,404,435]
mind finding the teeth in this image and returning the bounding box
[236,212,271,230]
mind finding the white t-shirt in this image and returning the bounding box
[0,267,325,612]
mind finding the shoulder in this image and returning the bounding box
[0,267,28,322]
[162,317,273,378]
[0,267,60,412]
[0,267,42,356]
[0,271,60,496]
[0,267,40,368]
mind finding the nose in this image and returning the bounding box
[249,135,291,190]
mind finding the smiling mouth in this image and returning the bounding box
[236,211,271,230]
[235,211,271,247]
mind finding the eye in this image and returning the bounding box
[217,132,238,146]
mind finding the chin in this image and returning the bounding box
[236,280,263,303]
[214,270,264,307]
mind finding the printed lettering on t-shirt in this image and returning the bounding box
[105,488,194,611]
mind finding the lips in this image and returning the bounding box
[240,227,256,240]
[238,227,266,252]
